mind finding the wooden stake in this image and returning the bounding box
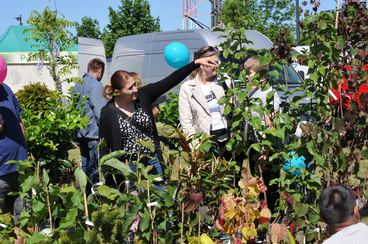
[335,0,340,29]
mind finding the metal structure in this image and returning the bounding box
[210,0,222,29]
[182,0,222,30]
[295,0,300,44]
[182,0,198,30]
[15,14,23,25]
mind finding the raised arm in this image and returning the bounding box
[140,57,219,102]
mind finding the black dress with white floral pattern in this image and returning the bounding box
[117,101,155,161]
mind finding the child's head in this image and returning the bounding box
[243,57,266,79]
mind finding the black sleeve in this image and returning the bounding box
[140,61,199,102]
[98,107,110,157]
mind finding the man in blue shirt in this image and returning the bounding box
[0,83,26,224]
[74,58,106,185]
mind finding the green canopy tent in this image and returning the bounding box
[0,25,79,92]
[0,25,78,64]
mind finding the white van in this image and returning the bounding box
[78,29,274,89]
[77,29,306,109]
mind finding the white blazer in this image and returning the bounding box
[179,75,228,138]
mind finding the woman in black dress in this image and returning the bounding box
[99,56,218,180]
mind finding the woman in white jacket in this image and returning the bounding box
[179,46,229,150]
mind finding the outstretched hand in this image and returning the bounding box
[194,56,219,69]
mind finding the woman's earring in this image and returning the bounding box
[113,90,119,96]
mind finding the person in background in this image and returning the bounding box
[243,56,282,212]
[179,46,230,154]
[319,185,368,243]
[0,83,26,244]
[73,58,106,184]
[243,56,281,128]
[99,56,217,186]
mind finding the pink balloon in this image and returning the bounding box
[0,55,8,84]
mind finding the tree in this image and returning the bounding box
[220,0,295,44]
[75,16,101,39]
[101,0,160,57]
[26,7,77,94]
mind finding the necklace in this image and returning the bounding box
[114,100,135,116]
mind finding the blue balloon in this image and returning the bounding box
[164,42,190,69]
[282,151,306,176]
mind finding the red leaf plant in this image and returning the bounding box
[215,175,271,242]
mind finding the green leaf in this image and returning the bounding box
[361,150,368,159]
[286,228,296,244]
[295,204,309,217]
[27,233,49,244]
[103,158,134,178]
[58,207,78,229]
[358,160,368,178]
[96,185,122,200]
[99,150,126,164]
[60,186,78,193]
[21,175,36,193]
[309,213,320,223]
[137,139,155,153]
[139,209,151,232]
[0,213,12,224]
[156,122,180,139]
[32,199,45,213]
[74,168,87,194]
[19,211,30,227]
[71,191,83,208]
[42,169,49,185]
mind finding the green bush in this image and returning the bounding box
[16,82,57,115]
[16,84,88,183]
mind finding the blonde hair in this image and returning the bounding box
[243,57,265,73]
[130,72,143,88]
[103,70,132,100]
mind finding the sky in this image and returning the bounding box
[0,0,339,35]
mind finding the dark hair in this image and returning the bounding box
[191,46,220,78]
[319,185,356,226]
[103,70,132,100]
[87,58,105,73]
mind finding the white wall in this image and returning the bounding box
[5,64,78,94]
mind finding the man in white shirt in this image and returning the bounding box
[320,185,368,244]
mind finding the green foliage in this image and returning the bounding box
[220,0,295,44]
[25,7,77,94]
[0,213,16,242]
[75,16,101,39]
[101,0,160,57]
[156,92,179,128]
[2,1,367,243]
[218,0,368,242]
[18,168,87,243]
[20,88,87,167]
[16,82,57,115]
